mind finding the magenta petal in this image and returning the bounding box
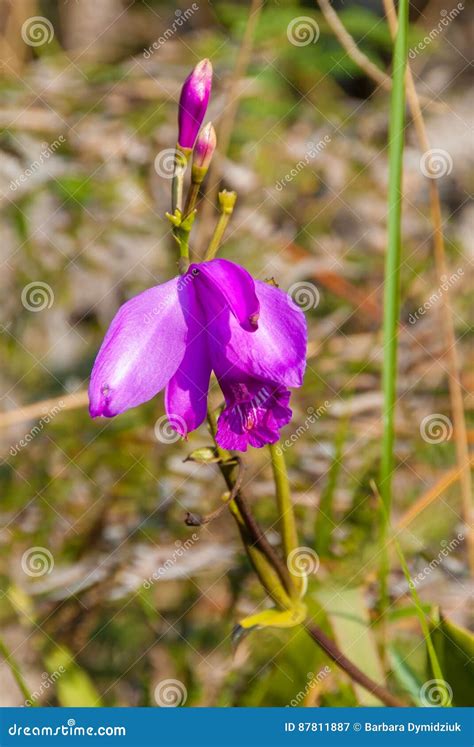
[206,279,307,388]
[178,59,212,150]
[164,296,211,437]
[89,278,188,417]
[190,259,260,332]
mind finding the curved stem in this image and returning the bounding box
[207,409,293,596]
[305,624,406,707]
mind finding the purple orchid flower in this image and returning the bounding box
[89,260,307,451]
[177,59,213,150]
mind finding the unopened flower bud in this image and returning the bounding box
[192,123,216,183]
[178,59,213,150]
[218,190,237,215]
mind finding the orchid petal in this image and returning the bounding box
[206,280,306,388]
[164,295,211,437]
[190,259,260,332]
[89,278,188,417]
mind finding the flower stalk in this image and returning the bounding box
[207,407,294,601]
[206,410,405,707]
[269,443,299,560]
[268,443,305,599]
[171,146,189,215]
[205,190,237,260]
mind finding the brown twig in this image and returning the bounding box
[185,456,244,526]
[0,390,89,428]
[317,0,391,91]
[397,454,474,530]
[316,0,443,111]
[305,623,406,707]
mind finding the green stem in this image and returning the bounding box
[176,227,190,274]
[204,191,237,261]
[379,0,409,619]
[171,147,188,214]
[183,181,200,220]
[0,633,34,704]
[171,146,191,273]
[205,211,231,261]
[268,443,299,560]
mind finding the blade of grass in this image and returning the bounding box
[0,633,33,704]
[378,0,409,624]
[372,481,449,703]
[382,0,473,576]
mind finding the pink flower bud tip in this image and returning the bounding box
[193,122,216,170]
[178,59,213,150]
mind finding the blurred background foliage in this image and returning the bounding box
[0,0,472,707]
